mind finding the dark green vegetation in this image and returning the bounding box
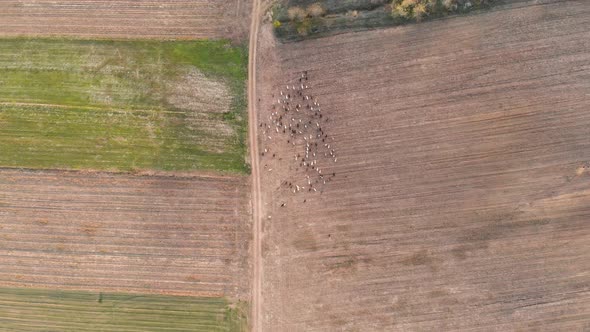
[0,287,248,331]
[272,0,506,41]
[0,38,249,173]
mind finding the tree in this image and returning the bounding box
[392,0,416,18]
[391,0,432,20]
[413,3,427,20]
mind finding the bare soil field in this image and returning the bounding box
[0,0,251,41]
[0,169,250,299]
[256,0,590,330]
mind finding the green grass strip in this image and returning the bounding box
[0,287,248,331]
[0,38,249,173]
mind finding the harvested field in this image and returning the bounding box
[0,169,250,299]
[0,0,251,41]
[0,287,247,331]
[257,0,590,330]
[0,38,249,173]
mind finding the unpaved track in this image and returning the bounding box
[258,0,590,330]
[0,169,250,298]
[0,0,250,40]
[247,0,263,330]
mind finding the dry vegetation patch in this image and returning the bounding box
[167,68,233,114]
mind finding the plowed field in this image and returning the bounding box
[0,0,251,40]
[256,0,590,330]
[0,169,250,299]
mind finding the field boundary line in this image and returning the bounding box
[0,166,247,180]
[0,102,188,114]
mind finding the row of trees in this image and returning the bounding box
[274,0,494,38]
[392,0,494,21]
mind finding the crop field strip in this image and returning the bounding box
[0,3,252,331]
[259,0,590,330]
[0,169,250,299]
[0,287,246,331]
[0,0,247,40]
[0,38,248,173]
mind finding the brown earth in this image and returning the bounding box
[255,0,590,330]
[0,168,251,299]
[0,0,252,41]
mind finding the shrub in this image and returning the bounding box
[288,6,306,21]
[442,0,456,9]
[296,18,313,36]
[307,3,326,18]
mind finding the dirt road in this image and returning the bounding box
[247,0,263,330]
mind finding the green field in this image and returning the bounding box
[0,38,248,173]
[0,287,247,331]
